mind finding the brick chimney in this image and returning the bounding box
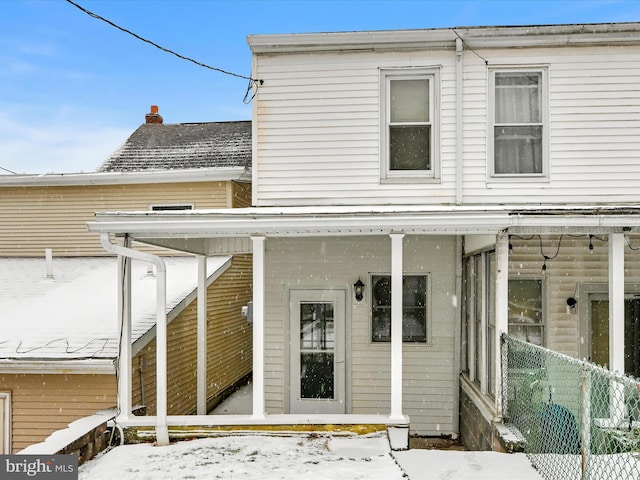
[145,105,163,124]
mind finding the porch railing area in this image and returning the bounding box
[501,334,640,480]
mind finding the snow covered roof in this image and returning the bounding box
[0,256,231,367]
[97,121,252,172]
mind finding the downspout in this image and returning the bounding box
[455,37,464,205]
[100,233,170,446]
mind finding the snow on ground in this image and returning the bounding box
[78,433,405,480]
[78,433,544,480]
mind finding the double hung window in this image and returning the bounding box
[490,68,547,178]
[380,68,439,182]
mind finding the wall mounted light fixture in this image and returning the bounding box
[353,278,365,302]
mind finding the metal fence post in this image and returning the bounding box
[580,365,591,480]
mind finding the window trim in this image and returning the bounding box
[507,276,547,347]
[0,391,10,454]
[379,67,441,184]
[487,65,549,182]
[369,272,431,344]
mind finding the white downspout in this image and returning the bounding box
[196,255,208,415]
[100,233,170,446]
[455,37,464,205]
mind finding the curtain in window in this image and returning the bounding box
[494,72,542,174]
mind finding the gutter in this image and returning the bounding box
[0,167,250,187]
[0,359,115,375]
[99,233,170,446]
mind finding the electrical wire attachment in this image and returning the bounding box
[65,0,263,98]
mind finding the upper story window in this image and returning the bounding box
[380,68,440,183]
[489,67,548,180]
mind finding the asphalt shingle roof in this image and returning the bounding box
[97,121,252,172]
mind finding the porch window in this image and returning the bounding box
[489,68,547,178]
[508,278,545,346]
[371,274,428,343]
[380,68,440,182]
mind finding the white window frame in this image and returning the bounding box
[0,392,10,454]
[507,276,547,347]
[488,65,549,182]
[380,67,440,183]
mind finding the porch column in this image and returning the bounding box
[494,232,509,419]
[390,233,405,420]
[609,233,625,374]
[117,247,132,419]
[251,235,266,419]
[196,255,207,415]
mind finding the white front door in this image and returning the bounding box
[289,290,346,414]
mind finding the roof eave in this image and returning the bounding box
[0,167,250,187]
[0,358,116,374]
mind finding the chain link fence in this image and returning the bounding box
[502,334,640,480]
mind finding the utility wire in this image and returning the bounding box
[452,28,489,65]
[0,166,17,174]
[65,0,263,92]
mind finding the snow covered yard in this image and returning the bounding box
[78,432,544,480]
[78,433,405,480]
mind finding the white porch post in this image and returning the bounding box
[494,232,509,419]
[196,255,208,415]
[251,235,266,419]
[390,233,405,420]
[154,260,169,445]
[609,233,625,373]
[609,233,625,424]
[117,245,132,419]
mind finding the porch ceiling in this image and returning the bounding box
[87,205,640,255]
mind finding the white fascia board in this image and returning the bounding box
[87,205,640,238]
[248,23,640,54]
[0,359,116,374]
[0,167,250,187]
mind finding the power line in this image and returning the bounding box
[0,166,17,174]
[65,0,263,93]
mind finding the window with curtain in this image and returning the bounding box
[492,70,546,176]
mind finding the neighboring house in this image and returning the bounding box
[0,110,253,453]
[87,23,640,451]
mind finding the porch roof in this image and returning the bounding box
[88,204,640,255]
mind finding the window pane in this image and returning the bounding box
[390,126,430,170]
[300,353,334,399]
[495,72,541,123]
[494,126,542,174]
[390,79,429,123]
[508,279,543,345]
[371,274,427,343]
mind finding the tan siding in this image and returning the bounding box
[0,374,116,453]
[131,255,253,415]
[509,234,640,358]
[230,181,253,208]
[264,236,457,435]
[0,181,235,257]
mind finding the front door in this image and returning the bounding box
[289,290,345,414]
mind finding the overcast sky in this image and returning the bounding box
[1,0,639,174]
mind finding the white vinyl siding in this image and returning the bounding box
[253,43,640,206]
[253,51,457,206]
[263,235,457,435]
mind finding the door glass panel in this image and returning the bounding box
[299,302,334,399]
[591,300,610,368]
